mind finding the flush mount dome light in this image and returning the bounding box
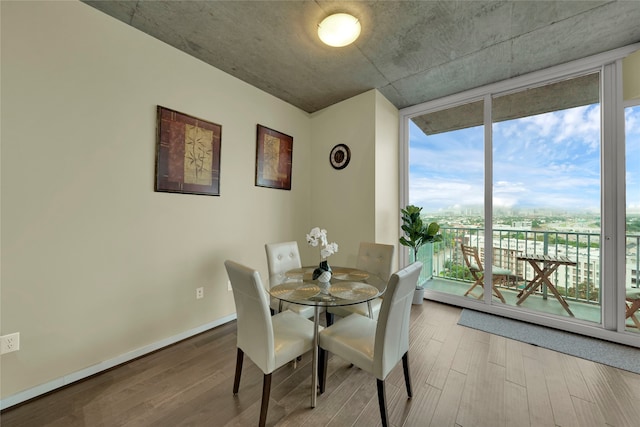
[317,13,361,47]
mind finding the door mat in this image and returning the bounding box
[458,309,640,374]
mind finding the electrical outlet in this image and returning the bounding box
[0,332,20,354]
[196,287,204,299]
[227,280,232,291]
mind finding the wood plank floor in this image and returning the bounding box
[2,300,640,426]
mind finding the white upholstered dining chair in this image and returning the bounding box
[318,261,423,427]
[325,242,394,326]
[224,260,317,427]
[265,241,318,318]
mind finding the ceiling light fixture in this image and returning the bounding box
[317,13,361,47]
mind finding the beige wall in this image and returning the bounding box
[309,90,375,267]
[623,49,640,101]
[374,91,400,265]
[0,1,398,404]
[308,90,399,268]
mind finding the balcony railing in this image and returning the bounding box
[414,227,640,305]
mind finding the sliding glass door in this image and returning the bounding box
[625,104,640,332]
[401,44,640,345]
[408,101,485,290]
[491,73,602,323]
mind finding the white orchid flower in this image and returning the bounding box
[319,230,328,246]
[307,227,323,246]
[320,242,339,259]
[306,233,318,246]
[308,227,338,260]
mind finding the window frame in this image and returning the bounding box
[399,43,640,347]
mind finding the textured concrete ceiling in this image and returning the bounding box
[82,1,640,114]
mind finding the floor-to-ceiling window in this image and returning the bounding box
[491,73,601,324]
[400,44,640,346]
[408,100,484,286]
[625,104,640,332]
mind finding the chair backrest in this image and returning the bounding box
[224,260,276,374]
[356,242,395,288]
[461,244,483,273]
[373,261,423,379]
[265,241,302,288]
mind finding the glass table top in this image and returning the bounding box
[269,266,385,307]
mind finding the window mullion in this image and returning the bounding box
[484,95,493,303]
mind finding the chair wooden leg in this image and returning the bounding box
[318,348,328,394]
[492,275,507,303]
[259,373,272,427]
[492,285,506,303]
[233,348,243,395]
[464,276,483,299]
[402,352,412,398]
[376,379,389,427]
[626,298,640,328]
[325,311,334,326]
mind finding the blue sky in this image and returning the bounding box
[409,105,640,214]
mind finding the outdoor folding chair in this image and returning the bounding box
[461,244,508,303]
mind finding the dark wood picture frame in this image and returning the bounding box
[255,124,293,190]
[155,106,222,196]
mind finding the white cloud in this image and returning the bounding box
[626,106,640,135]
[409,105,639,214]
[409,176,483,211]
[520,112,560,137]
[552,105,600,153]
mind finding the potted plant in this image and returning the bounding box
[399,205,442,304]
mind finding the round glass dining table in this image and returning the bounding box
[268,266,385,408]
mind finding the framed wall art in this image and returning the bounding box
[255,124,293,190]
[155,106,222,196]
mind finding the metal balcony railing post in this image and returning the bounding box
[635,235,640,289]
[542,232,549,299]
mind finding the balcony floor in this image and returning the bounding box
[426,278,639,331]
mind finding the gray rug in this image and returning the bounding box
[458,309,640,374]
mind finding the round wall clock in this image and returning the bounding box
[329,144,351,170]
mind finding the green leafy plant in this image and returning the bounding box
[399,205,442,285]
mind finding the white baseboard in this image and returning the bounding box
[0,314,237,411]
